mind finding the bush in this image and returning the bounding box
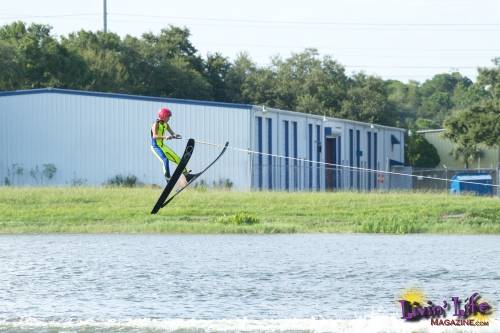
[213,178,234,189]
[42,163,57,180]
[359,219,423,234]
[215,212,260,225]
[106,174,139,187]
[193,179,209,192]
[193,178,233,191]
[71,177,87,187]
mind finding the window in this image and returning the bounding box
[367,132,372,190]
[267,118,272,189]
[284,120,289,190]
[256,116,263,189]
[308,124,313,190]
[356,129,361,190]
[349,129,353,189]
[293,121,298,190]
[316,125,321,189]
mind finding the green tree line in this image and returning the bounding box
[1,22,498,166]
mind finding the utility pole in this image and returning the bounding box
[103,0,108,33]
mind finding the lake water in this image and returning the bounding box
[0,234,498,333]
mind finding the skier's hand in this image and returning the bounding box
[173,134,182,139]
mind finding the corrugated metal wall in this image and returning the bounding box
[1,89,406,191]
[0,91,251,189]
[251,108,325,191]
[421,130,499,169]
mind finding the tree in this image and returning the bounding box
[205,52,231,101]
[0,41,22,90]
[444,106,499,167]
[386,80,420,127]
[62,30,128,91]
[443,61,500,166]
[136,26,212,99]
[405,133,440,168]
[417,73,472,125]
[0,22,87,89]
[271,49,348,115]
[121,34,152,94]
[340,73,397,126]
[158,57,212,99]
[240,66,277,106]
[225,53,256,103]
[418,91,452,123]
[414,118,441,130]
[141,26,204,73]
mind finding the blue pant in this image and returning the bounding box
[151,143,188,177]
[151,145,171,177]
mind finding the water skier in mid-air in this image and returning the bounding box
[150,107,195,183]
[149,107,229,213]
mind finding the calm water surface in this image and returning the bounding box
[0,234,498,332]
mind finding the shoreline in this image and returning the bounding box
[1,187,498,234]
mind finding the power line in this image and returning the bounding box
[106,17,500,33]
[0,13,99,19]
[111,13,500,27]
[344,65,478,69]
[3,12,499,28]
[193,43,500,55]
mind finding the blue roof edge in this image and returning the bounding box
[0,88,253,110]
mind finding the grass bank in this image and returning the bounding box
[0,187,498,234]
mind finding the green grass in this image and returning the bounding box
[0,187,498,234]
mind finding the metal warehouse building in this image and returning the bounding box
[0,88,405,190]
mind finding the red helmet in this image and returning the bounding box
[157,107,172,121]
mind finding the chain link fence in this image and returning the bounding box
[251,154,499,196]
[409,167,498,195]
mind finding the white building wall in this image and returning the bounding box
[337,123,405,191]
[249,107,406,192]
[1,89,406,191]
[252,108,327,191]
[0,90,251,189]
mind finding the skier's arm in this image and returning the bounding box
[166,124,181,139]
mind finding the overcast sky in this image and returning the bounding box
[2,0,499,82]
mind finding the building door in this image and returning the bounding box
[325,137,337,190]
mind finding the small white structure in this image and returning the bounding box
[0,88,405,190]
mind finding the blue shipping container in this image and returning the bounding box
[450,173,493,196]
